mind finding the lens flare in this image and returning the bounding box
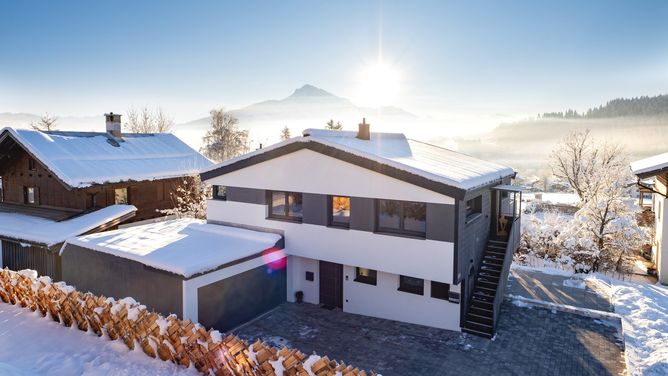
[262,247,287,271]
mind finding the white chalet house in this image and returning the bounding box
[201,121,522,337]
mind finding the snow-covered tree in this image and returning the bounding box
[280,125,291,140]
[561,171,647,272]
[125,106,173,133]
[549,130,625,204]
[325,119,343,130]
[159,175,209,219]
[201,108,249,162]
[519,131,650,273]
[30,113,58,131]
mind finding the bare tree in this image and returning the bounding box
[549,130,626,204]
[30,113,58,131]
[125,106,174,133]
[280,125,291,140]
[200,108,249,162]
[325,119,343,130]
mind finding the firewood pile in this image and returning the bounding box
[0,268,375,376]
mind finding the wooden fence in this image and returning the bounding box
[0,268,374,376]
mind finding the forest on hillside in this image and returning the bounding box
[540,94,668,119]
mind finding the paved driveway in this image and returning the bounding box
[233,301,626,376]
[507,268,613,312]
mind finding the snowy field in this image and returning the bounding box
[0,304,198,376]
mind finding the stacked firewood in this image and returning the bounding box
[0,269,375,376]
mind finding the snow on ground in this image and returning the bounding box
[587,275,668,376]
[515,264,668,376]
[0,303,198,376]
[523,192,580,206]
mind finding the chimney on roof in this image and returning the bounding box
[104,112,122,138]
[356,118,370,140]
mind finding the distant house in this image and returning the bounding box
[631,153,668,285]
[0,113,212,278]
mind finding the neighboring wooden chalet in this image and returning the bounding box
[632,153,668,285]
[0,113,212,278]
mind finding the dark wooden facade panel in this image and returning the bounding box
[0,143,185,223]
[1,240,61,279]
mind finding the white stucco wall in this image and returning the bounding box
[286,255,320,304]
[342,265,461,330]
[653,191,668,285]
[205,148,455,205]
[208,200,455,283]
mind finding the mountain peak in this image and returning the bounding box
[289,84,336,98]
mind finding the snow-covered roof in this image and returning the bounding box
[63,219,283,278]
[631,152,668,177]
[202,129,514,192]
[0,127,213,188]
[0,205,137,247]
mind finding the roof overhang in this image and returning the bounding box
[492,184,524,192]
[0,205,136,249]
[201,139,514,201]
[0,128,75,190]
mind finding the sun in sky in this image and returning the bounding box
[355,61,401,108]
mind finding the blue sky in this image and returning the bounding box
[1,0,667,125]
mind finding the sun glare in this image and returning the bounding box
[356,62,400,107]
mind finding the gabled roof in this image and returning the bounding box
[201,129,515,199]
[0,205,137,247]
[631,152,668,178]
[0,127,213,189]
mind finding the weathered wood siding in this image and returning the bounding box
[1,240,61,279]
[0,140,182,222]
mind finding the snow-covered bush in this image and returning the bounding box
[159,175,210,219]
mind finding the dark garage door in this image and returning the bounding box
[197,263,286,332]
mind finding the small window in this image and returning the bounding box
[329,196,351,227]
[213,185,227,200]
[24,187,37,204]
[354,267,377,285]
[377,199,426,237]
[466,196,482,221]
[431,281,450,300]
[28,158,36,171]
[398,275,424,295]
[305,271,314,281]
[268,191,303,221]
[115,188,129,204]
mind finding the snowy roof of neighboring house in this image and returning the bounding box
[0,127,213,189]
[201,129,515,196]
[631,152,668,178]
[0,205,137,247]
[63,219,283,278]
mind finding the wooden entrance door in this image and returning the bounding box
[319,261,343,309]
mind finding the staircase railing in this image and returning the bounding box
[492,216,520,332]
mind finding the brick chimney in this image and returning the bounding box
[356,118,370,140]
[104,112,122,138]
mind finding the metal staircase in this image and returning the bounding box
[461,237,511,338]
